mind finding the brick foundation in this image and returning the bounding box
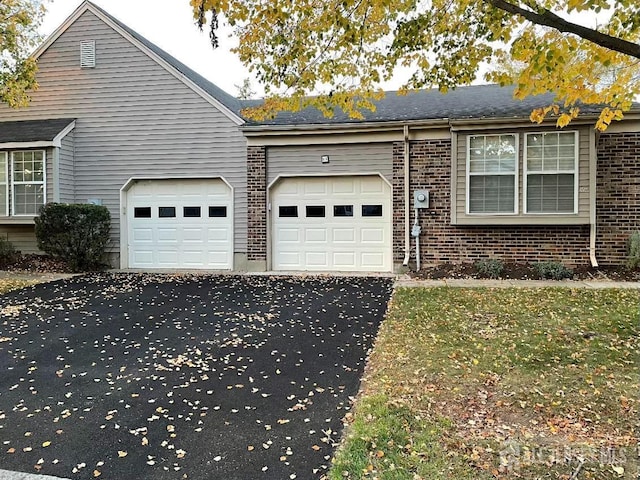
[596,133,640,265]
[247,146,267,262]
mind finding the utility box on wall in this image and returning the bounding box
[413,190,429,209]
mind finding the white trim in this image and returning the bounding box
[523,131,579,215]
[0,152,7,217]
[52,147,60,202]
[119,176,235,270]
[10,150,47,217]
[52,121,76,147]
[31,2,243,126]
[465,133,519,215]
[266,172,393,272]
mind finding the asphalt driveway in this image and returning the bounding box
[0,273,392,480]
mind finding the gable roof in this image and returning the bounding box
[242,84,614,128]
[33,1,244,125]
[0,119,76,147]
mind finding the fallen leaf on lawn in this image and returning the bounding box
[612,466,624,476]
[376,450,385,458]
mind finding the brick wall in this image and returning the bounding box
[393,139,592,266]
[596,132,640,265]
[247,146,267,261]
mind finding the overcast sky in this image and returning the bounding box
[41,0,257,97]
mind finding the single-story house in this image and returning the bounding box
[0,1,638,272]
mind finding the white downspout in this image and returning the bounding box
[414,207,421,271]
[589,129,599,267]
[402,124,411,266]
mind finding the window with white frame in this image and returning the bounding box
[525,132,577,214]
[0,153,7,216]
[11,150,46,216]
[467,134,518,214]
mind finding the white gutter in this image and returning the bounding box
[402,124,411,266]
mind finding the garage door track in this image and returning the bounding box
[0,273,392,479]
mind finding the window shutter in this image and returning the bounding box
[80,40,96,68]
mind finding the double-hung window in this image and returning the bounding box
[525,132,577,214]
[467,134,518,214]
[10,150,46,216]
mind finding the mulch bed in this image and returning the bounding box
[1,254,72,273]
[412,262,640,281]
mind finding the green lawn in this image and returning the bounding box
[330,288,639,479]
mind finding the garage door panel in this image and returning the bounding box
[360,228,385,244]
[333,228,356,243]
[305,228,327,243]
[127,179,233,269]
[272,175,391,272]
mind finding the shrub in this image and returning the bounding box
[627,231,640,270]
[474,259,504,279]
[35,203,111,272]
[533,261,573,280]
[0,236,18,267]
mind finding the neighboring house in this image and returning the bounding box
[0,2,638,273]
[0,1,248,270]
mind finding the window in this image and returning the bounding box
[158,207,175,218]
[208,206,227,217]
[362,205,383,217]
[0,153,7,216]
[525,132,577,214]
[12,151,46,216]
[467,134,517,214]
[134,207,151,218]
[306,205,325,217]
[183,206,201,218]
[278,206,298,217]
[333,205,353,217]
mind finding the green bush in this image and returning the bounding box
[35,203,111,272]
[533,261,573,280]
[0,236,18,267]
[474,259,504,279]
[627,231,640,270]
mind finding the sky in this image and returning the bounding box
[40,0,256,97]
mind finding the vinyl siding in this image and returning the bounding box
[0,225,39,254]
[0,10,247,253]
[59,131,75,203]
[453,125,591,225]
[266,143,393,185]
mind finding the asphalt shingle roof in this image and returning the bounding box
[0,118,75,143]
[88,2,243,116]
[242,84,612,127]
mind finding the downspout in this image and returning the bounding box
[402,124,411,266]
[589,128,599,267]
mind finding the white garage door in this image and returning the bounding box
[126,179,233,269]
[271,175,392,272]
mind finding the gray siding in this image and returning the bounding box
[0,10,247,253]
[0,225,39,254]
[454,125,591,224]
[266,143,393,185]
[59,130,75,203]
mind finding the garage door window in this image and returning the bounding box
[158,207,175,218]
[362,205,383,217]
[134,207,151,218]
[306,205,325,217]
[184,206,201,217]
[209,206,227,217]
[333,205,353,217]
[279,206,298,217]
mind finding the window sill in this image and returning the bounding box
[0,217,37,225]
[453,215,589,226]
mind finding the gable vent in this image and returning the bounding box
[80,40,96,68]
